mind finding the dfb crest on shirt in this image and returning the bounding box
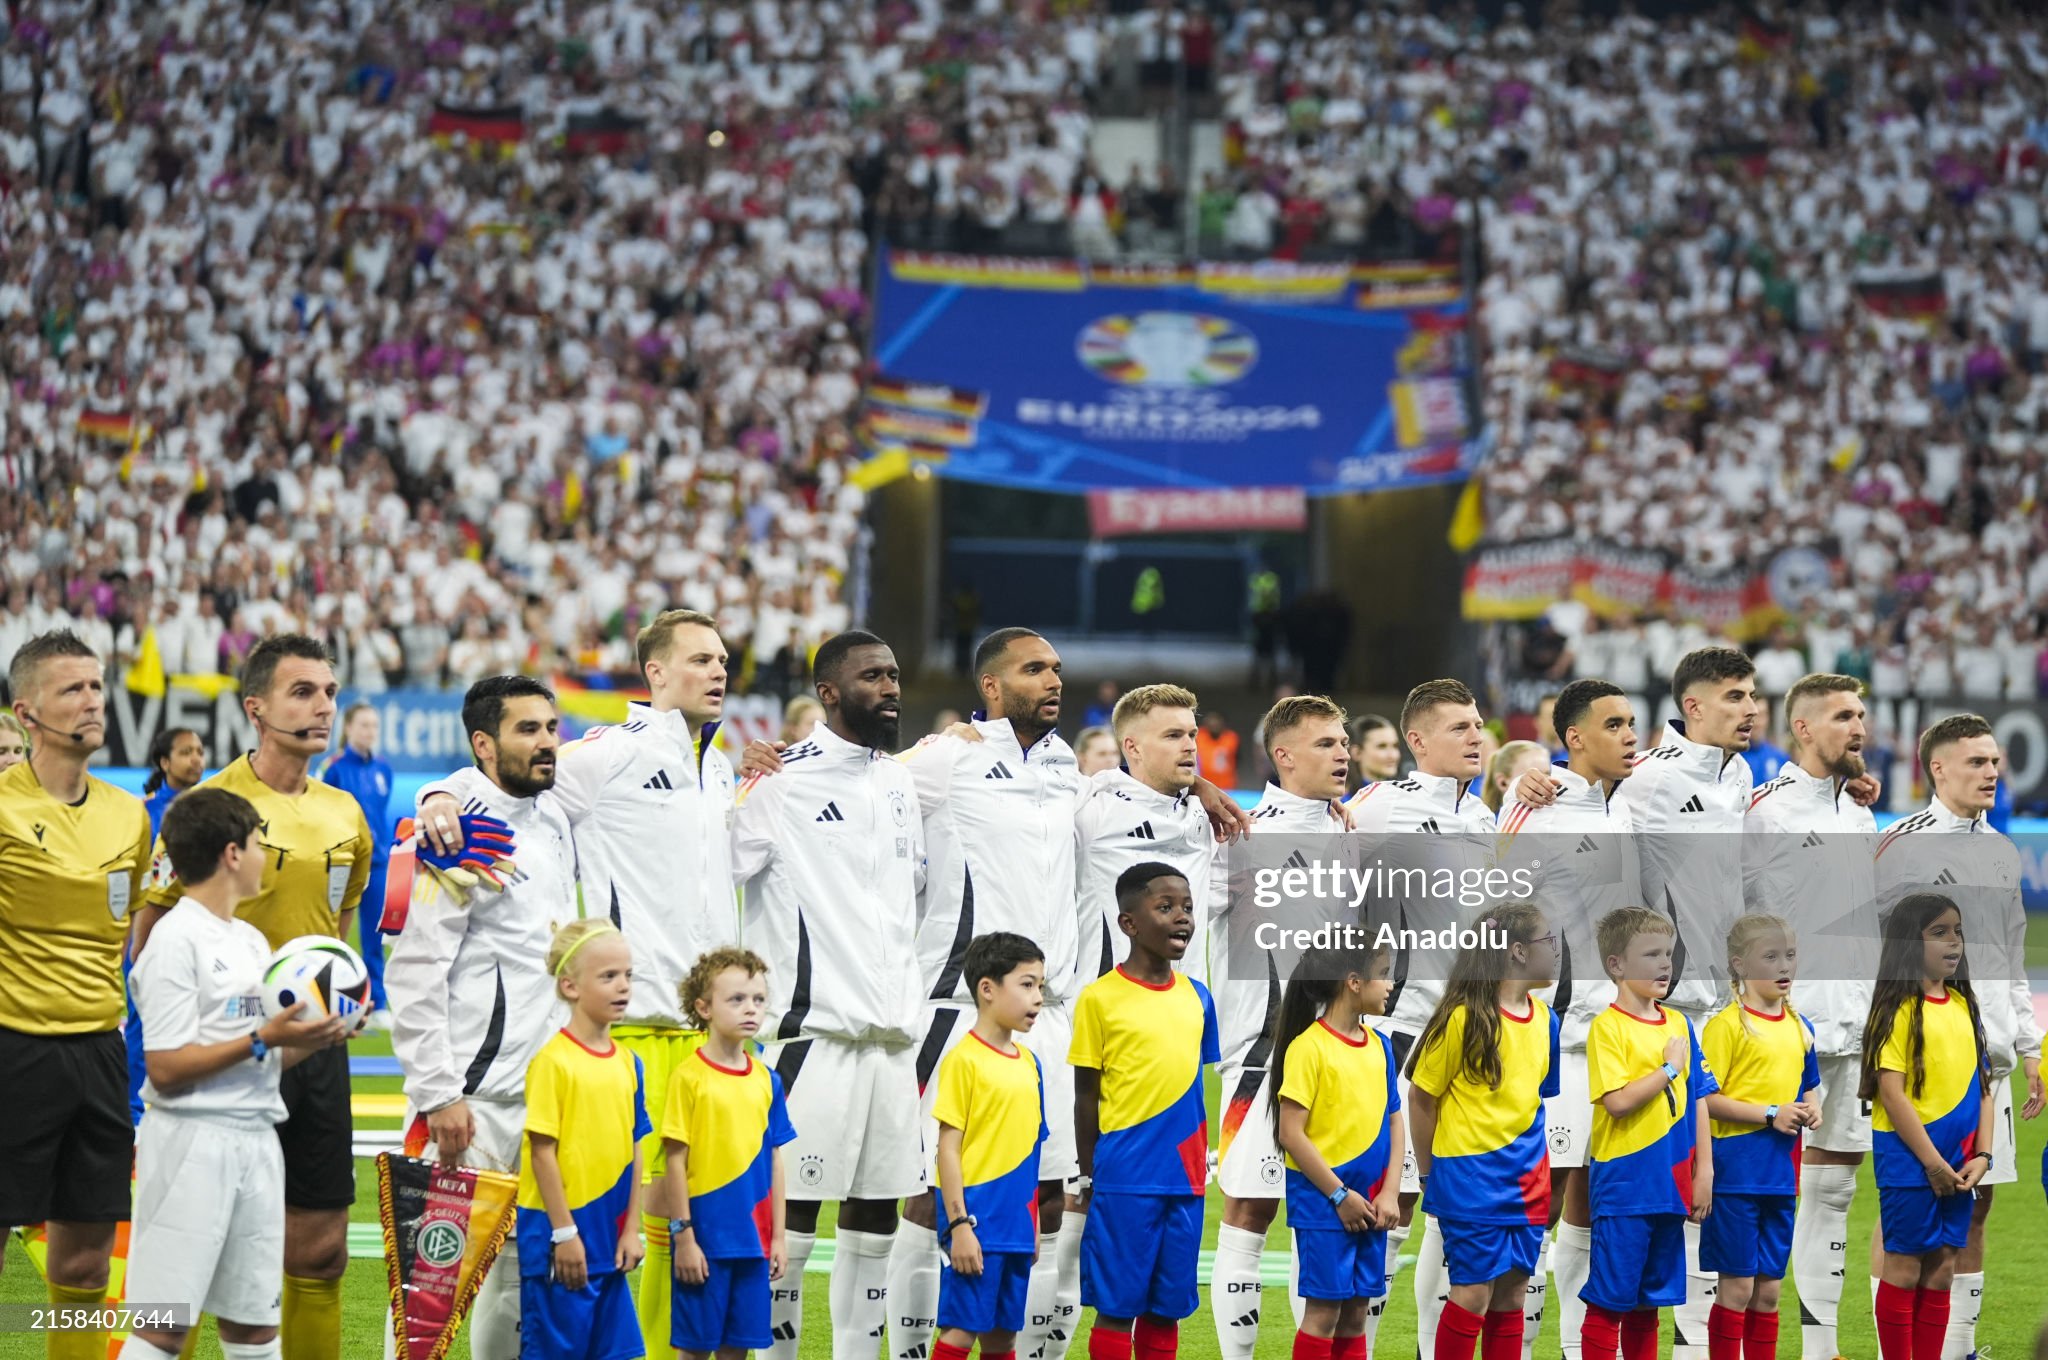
[888,790,909,827]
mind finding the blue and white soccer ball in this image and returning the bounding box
[263,936,373,1034]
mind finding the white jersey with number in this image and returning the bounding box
[1344,768,1497,1032]
[901,720,1085,1005]
[132,899,284,1123]
[1874,799,2040,1078]
[1614,719,1752,1015]
[387,765,575,1112]
[416,701,736,1029]
[1074,770,1215,983]
[1497,766,1637,1051]
[733,722,927,1045]
[1742,762,1877,1058]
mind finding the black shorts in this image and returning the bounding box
[278,1042,355,1211]
[0,1025,132,1226]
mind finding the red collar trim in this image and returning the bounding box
[1116,966,1177,992]
[1607,1003,1668,1026]
[695,1049,753,1076]
[1923,991,1952,1004]
[1741,1004,1787,1021]
[559,1027,617,1057]
[1500,1002,1534,1024]
[970,1031,1022,1059]
[1317,1018,1369,1047]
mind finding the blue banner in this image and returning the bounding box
[865,252,1480,494]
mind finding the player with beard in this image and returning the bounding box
[134,635,375,1360]
[733,631,927,1360]
[1497,679,1642,1360]
[1739,675,1878,1360]
[0,631,153,1360]
[384,676,576,1360]
[418,609,738,1355]
[1342,680,1499,1360]
[1873,716,2043,1360]
[1208,695,1354,1360]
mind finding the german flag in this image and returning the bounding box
[426,102,526,144]
[1547,345,1628,390]
[866,376,986,420]
[1736,13,1792,61]
[1855,272,1947,324]
[563,107,645,156]
[78,409,135,442]
[859,406,977,449]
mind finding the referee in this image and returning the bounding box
[131,634,373,1360]
[0,630,153,1360]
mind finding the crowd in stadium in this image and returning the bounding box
[1210,1,2048,699]
[0,0,1159,697]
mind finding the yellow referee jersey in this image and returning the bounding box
[143,755,373,949]
[0,761,153,1034]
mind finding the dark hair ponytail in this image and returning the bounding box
[1267,943,1384,1131]
[143,727,197,796]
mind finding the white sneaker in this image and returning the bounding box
[369,1010,395,1032]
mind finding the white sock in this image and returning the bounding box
[1023,1232,1062,1360]
[886,1223,941,1360]
[1522,1239,1550,1360]
[1290,1234,1308,1331]
[1554,1221,1594,1360]
[1369,1221,1411,1347]
[1792,1163,1856,1360]
[1212,1223,1267,1360]
[116,1339,179,1360]
[1673,1217,1715,1360]
[1414,1216,1449,1360]
[833,1229,896,1360]
[221,1343,284,1360]
[770,1230,818,1360]
[1040,1210,1084,1360]
[1942,1272,1985,1360]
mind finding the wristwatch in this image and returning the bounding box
[248,1032,269,1063]
[669,1219,694,1240]
[1660,1061,1680,1083]
[1326,1185,1349,1208]
[947,1214,978,1232]
[1764,1104,1781,1127]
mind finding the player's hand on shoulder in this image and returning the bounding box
[427,1099,476,1161]
[740,739,787,777]
[1194,777,1253,843]
[1515,768,1561,807]
[1844,773,1881,808]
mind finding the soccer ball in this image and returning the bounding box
[263,936,373,1034]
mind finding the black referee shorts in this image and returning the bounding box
[0,1025,132,1226]
[278,1042,356,1211]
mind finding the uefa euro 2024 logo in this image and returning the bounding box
[1078,312,1258,387]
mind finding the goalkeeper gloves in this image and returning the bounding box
[391,813,520,905]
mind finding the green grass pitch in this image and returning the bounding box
[9,916,2048,1358]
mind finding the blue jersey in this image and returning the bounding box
[323,746,395,865]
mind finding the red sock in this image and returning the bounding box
[1483,1309,1525,1360]
[1437,1300,1487,1360]
[1334,1334,1369,1360]
[1583,1304,1625,1360]
[1743,1309,1779,1360]
[1090,1327,1135,1360]
[1874,1281,1915,1360]
[1912,1288,1951,1360]
[1620,1308,1660,1360]
[933,1344,972,1360]
[1709,1304,1748,1360]
[1296,1334,1337,1360]
[1131,1316,1179,1360]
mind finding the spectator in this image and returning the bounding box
[1082,680,1120,729]
[0,713,26,772]
[1074,725,1119,777]
[1752,627,1810,698]
[1482,740,1550,816]
[1196,709,1241,789]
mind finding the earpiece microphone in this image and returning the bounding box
[252,712,323,741]
[23,710,93,744]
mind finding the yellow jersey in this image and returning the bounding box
[143,754,373,948]
[0,761,153,1033]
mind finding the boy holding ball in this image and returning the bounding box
[120,788,354,1360]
